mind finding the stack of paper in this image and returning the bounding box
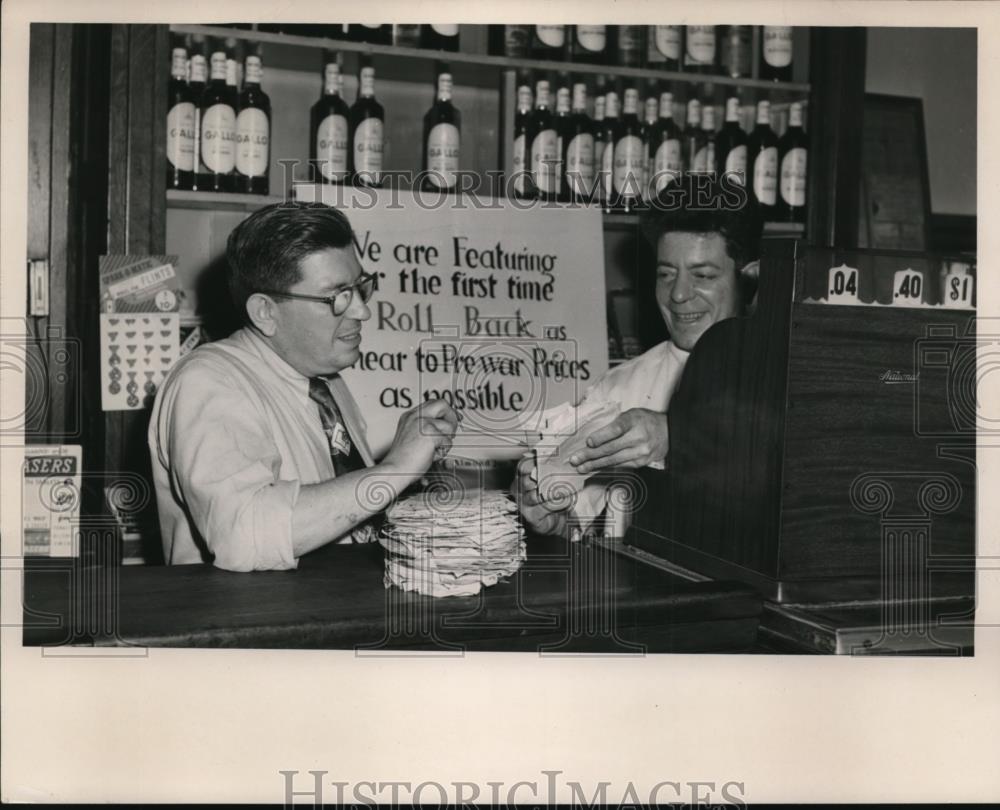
[379,489,526,597]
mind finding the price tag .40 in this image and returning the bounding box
[827,264,860,305]
[892,268,924,305]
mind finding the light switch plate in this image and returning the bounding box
[28,259,48,316]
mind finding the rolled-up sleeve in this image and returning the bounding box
[159,362,299,572]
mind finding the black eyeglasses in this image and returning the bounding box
[259,271,377,317]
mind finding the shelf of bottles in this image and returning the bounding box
[166,23,811,229]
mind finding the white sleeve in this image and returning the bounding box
[155,362,300,572]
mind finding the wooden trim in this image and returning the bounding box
[46,25,76,438]
[807,28,867,248]
[102,24,170,560]
[26,24,55,438]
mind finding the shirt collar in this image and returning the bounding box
[667,341,690,364]
[237,327,314,403]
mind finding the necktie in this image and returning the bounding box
[308,376,377,544]
[308,376,365,478]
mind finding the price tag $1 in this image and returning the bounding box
[943,271,974,308]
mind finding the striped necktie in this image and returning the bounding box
[308,376,365,478]
[308,376,376,543]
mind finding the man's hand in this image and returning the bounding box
[567,408,669,474]
[510,455,572,537]
[381,399,459,477]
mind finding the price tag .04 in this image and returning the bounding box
[892,268,925,305]
[943,267,974,308]
[827,264,860,305]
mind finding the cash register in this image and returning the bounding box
[622,239,977,654]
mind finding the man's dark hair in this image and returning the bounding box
[639,175,764,304]
[226,201,354,322]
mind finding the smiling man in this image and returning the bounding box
[149,202,458,571]
[515,176,762,537]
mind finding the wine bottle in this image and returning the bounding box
[392,24,421,48]
[681,98,704,177]
[641,86,658,201]
[592,93,607,201]
[613,87,645,211]
[166,45,196,190]
[235,53,271,195]
[422,24,459,52]
[350,57,385,188]
[563,81,595,202]
[310,60,351,185]
[719,25,752,78]
[489,24,531,57]
[777,101,808,222]
[526,78,559,201]
[598,88,620,209]
[683,25,717,74]
[697,104,716,176]
[648,91,682,196]
[748,99,778,216]
[187,39,207,191]
[760,26,793,82]
[646,26,681,70]
[198,49,237,193]
[225,38,243,91]
[571,25,607,64]
[616,26,645,68]
[643,87,658,132]
[553,80,571,199]
[531,25,566,60]
[348,24,390,45]
[715,96,748,184]
[423,64,461,192]
[511,72,534,199]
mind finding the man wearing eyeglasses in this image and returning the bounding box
[149,202,458,571]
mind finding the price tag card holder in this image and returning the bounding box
[890,267,927,307]
[942,262,975,309]
[825,263,862,305]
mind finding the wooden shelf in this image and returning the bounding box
[167,190,807,237]
[170,24,811,94]
[166,189,284,211]
[764,221,806,236]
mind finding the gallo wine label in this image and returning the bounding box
[201,104,237,173]
[780,147,807,206]
[753,146,778,205]
[531,128,559,194]
[167,102,196,171]
[235,108,269,177]
[426,122,460,186]
[316,114,349,180]
[613,135,645,198]
[353,117,384,175]
[565,133,595,194]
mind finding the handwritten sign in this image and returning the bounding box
[295,185,608,458]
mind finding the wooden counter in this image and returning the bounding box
[22,537,762,653]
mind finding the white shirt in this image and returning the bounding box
[148,327,374,571]
[572,340,690,531]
